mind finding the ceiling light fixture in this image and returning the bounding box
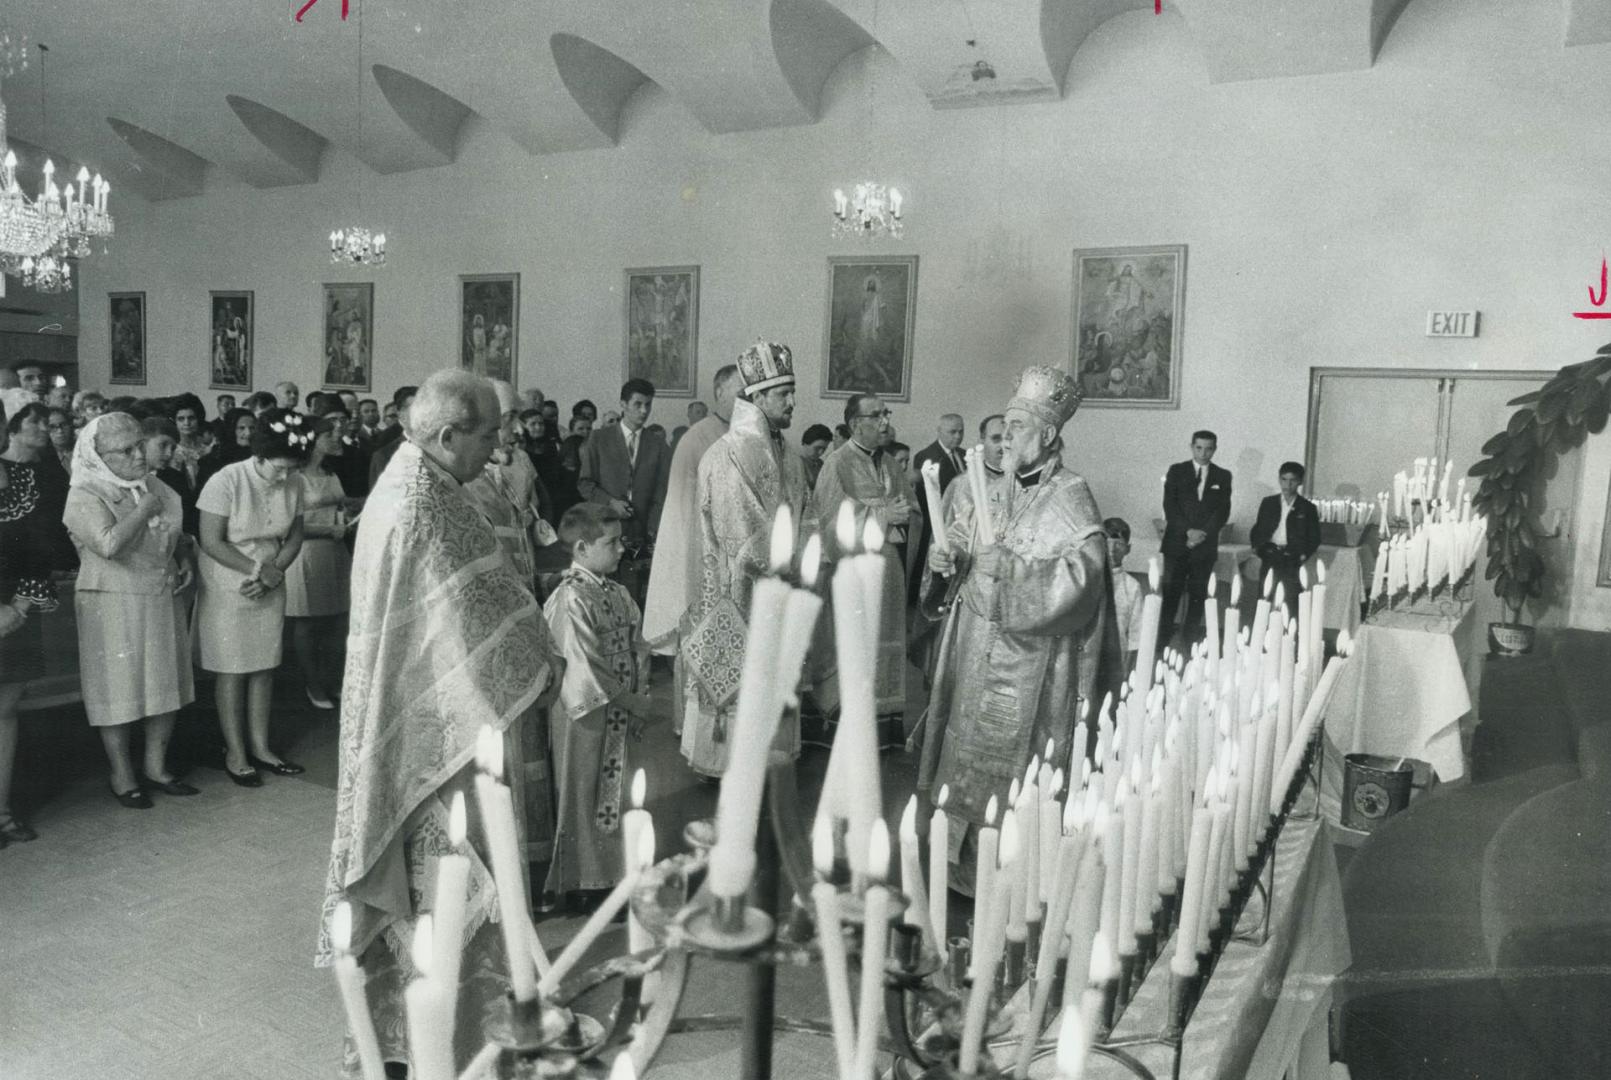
[328,3,385,267]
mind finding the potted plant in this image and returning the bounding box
[1468,343,1611,656]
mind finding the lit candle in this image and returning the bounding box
[898,797,935,951]
[812,818,858,1080]
[966,445,996,547]
[1040,767,1063,906]
[1233,702,1258,867]
[472,726,538,1002]
[329,901,387,1080]
[825,502,885,880]
[1013,812,1090,1080]
[432,792,471,1015]
[960,810,1019,1075]
[1204,573,1221,692]
[920,460,949,556]
[623,770,657,1000]
[1172,775,1214,974]
[970,793,1000,977]
[928,785,950,964]
[1271,634,1353,815]
[853,820,892,1080]
[1116,759,1143,955]
[1251,683,1279,849]
[1275,625,1296,780]
[404,916,455,1080]
[1096,785,1123,961]
[538,829,654,996]
[610,1051,637,1079]
[1020,760,1042,932]
[1132,754,1160,938]
[1054,1001,1091,1080]
[1134,557,1164,698]
[1198,770,1231,952]
[1060,818,1108,1020]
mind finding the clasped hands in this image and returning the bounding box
[240,562,284,600]
[1185,528,1208,548]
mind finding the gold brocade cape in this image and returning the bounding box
[677,397,814,775]
[918,452,1122,825]
[317,442,559,965]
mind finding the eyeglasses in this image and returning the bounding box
[856,409,893,421]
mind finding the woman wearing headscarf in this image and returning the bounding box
[63,414,199,807]
[195,407,308,786]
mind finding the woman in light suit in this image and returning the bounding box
[62,414,198,808]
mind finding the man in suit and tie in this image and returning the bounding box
[909,413,967,602]
[578,377,672,555]
[1249,461,1322,619]
[1160,429,1233,645]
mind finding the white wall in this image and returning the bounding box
[76,0,1611,624]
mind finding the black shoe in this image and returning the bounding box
[143,776,201,797]
[249,756,305,776]
[226,766,264,788]
[0,814,37,843]
[110,784,154,809]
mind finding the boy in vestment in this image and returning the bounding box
[540,503,654,912]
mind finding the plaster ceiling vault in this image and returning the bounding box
[0,0,1607,203]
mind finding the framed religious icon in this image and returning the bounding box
[460,273,519,386]
[108,291,147,386]
[1069,244,1186,409]
[323,282,374,392]
[623,266,698,397]
[823,255,918,402]
[209,290,254,391]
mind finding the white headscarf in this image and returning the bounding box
[71,413,164,530]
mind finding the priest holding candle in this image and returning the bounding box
[919,366,1121,888]
[317,370,563,1078]
[678,341,815,777]
[1248,461,1321,620]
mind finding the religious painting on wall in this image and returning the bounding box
[323,282,374,393]
[209,290,254,391]
[623,266,698,397]
[108,291,146,386]
[823,255,918,402]
[460,274,519,386]
[1069,244,1186,409]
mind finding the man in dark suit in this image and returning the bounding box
[578,377,672,553]
[1160,429,1233,645]
[1249,460,1322,620]
[908,413,966,602]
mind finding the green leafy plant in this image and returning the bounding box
[1468,343,1611,625]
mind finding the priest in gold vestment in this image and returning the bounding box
[919,367,1120,873]
[678,342,814,777]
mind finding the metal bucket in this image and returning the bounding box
[1342,753,1414,832]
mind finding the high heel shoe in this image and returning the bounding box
[249,756,305,777]
[110,784,154,810]
[226,766,263,788]
[306,686,335,710]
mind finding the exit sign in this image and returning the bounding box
[1427,310,1479,337]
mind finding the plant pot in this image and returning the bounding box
[1488,621,1535,657]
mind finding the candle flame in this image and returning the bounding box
[474,724,504,780]
[812,816,835,875]
[631,768,647,809]
[1338,628,1353,656]
[1273,583,1285,611]
[449,791,467,846]
[1263,568,1275,599]
[1089,932,1118,983]
[799,532,822,588]
[1316,559,1328,584]
[862,515,885,553]
[1147,555,1161,592]
[1007,777,1021,806]
[900,795,919,841]
[835,499,858,554]
[1230,573,1243,605]
[331,900,353,953]
[769,504,793,574]
[1025,757,1040,787]
[984,794,999,826]
[411,913,434,975]
[1207,573,1218,597]
[937,783,950,809]
[610,1052,638,1080]
[1298,564,1309,590]
[867,818,891,879]
[1055,1005,1091,1077]
[998,809,1021,866]
[1051,767,1065,796]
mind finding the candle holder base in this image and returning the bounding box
[682,898,775,955]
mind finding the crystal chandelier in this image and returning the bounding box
[329,226,385,266]
[831,182,904,240]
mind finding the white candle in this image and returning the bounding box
[960,810,1019,1075]
[1054,1001,1091,1080]
[472,726,538,1002]
[1060,824,1108,1018]
[709,505,796,900]
[826,502,886,879]
[1271,634,1353,814]
[928,785,950,964]
[898,797,935,952]
[970,794,1000,978]
[432,792,471,1010]
[853,820,893,1080]
[1132,756,1160,937]
[920,460,949,556]
[966,445,997,547]
[404,917,455,1080]
[811,819,858,1080]
[1040,768,1064,905]
[1172,777,1214,972]
[1020,763,1042,931]
[1116,761,1142,954]
[1096,786,1123,960]
[1013,824,1085,1080]
[623,770,657,1001]
[1134,557,1164,698]
[1198,776,1231,952]
[622,770,653,894]
[538,829,653,996]
[329,901,387,1080]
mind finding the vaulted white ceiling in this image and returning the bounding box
[0,0,1607,202]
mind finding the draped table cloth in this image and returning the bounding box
[999,817,1349,1080]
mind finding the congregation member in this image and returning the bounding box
[367,385,418,490]
[1,361,45,417]
[145,417,201,537]
[814,392,915,749]
[4,404,78,579]
[540,503,653,911]
[318,370,561,1076]
[46,408,75,473]
[275,381,301,411]
[171,395,214,488]
[910,413,967,599]
[337,390,360,417]
[197,407,256,493]
[213,393,237,422]
[1159,429,1232,645]
[573,399,598,425]
[356,397,381,436]
[519,408,568,522]
[643,364,740,735]
[919,367,1119,885]
[679,342,813,777]
[46,383,72,412]
[799,423,832,490]
[539,399,561,437]
[195,407,309,786]
[578,378,671,557]
[75,390,108,428]
[1249,460,1322,619]
[63,414,199,807]
[1104,517,1146,672]
[380,398,400,430]
[285,414,357,711]
[245,391,278,416]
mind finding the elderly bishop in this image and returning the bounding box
[919,366,1120,877]
[678,342,814,777]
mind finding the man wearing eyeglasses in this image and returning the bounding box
[813,392,917,751]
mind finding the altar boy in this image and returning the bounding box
[541,503,654,912]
